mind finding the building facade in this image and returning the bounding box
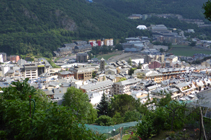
[113,79,142,94]
[76,53,88,62]
[73,67,94,80]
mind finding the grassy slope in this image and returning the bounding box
[168,46,211,56]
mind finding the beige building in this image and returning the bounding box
[133,69,163,83]
[73,67,94,80]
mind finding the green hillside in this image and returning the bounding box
[95,0,207,19]
[0,0,142,56]
[0,0,210,57]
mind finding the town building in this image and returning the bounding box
[100,58,105,71]
[148,60,161,69]
[20,60,51,79]
[10,55,20,63]
[73,67,94,80]
[128,14,142,19]
[58,71,74,79]
[76,53,88,62]
[113,78,142,94]
[89,38,113,47]
[0,53,7,62]
[80,80,113,95]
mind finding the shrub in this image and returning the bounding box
[95,115,113,126]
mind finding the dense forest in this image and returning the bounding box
[0,0,210,57]
[0,0,141,56]
[95,0,208,19]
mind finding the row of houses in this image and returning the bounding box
[89,38,113,47]
[78,74,211,105]
[54,41,92,56]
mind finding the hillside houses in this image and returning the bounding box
[150,24,185,44]
[54,41,92,56]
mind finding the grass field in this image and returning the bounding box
[122,134,131,140]
[172,45,190,47]
[96,53,120,60]
[168,46,211,56]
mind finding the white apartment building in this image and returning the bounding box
[0,54,3,63]
[21,62,51,79]
[113,79,142,94]
[80,80,113,95]
[23,63,38,79]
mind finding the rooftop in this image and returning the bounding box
[115,78,142,86]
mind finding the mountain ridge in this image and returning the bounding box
[0,0,209,57]
[95,0,207,19]
[0,0,140,56]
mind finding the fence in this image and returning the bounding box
[85,121,140,139]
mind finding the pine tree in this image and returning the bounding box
[128,57,132,65]
[137,61,142,69]
[96,93,109,117]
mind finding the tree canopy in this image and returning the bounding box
[0,79,103,139]
[62,86,97,123]
[108,94,141,117]
[96,93,109,117]
[203,0,211,21]
[0,0,142,56]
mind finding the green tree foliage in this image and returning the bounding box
[189,41,196,47]
[87,103,98,124]
[129,68,137,75]
[96,93,109,117]
[128,57,132,65]
[136,100,187,139]
[95,115,113,126]
[203,0,211,21]
[136,114,158,140]
[0,0,143,56]
[124,111,141,122]
[45,57,61,68]
[118,77,127,82]
[137,62,142,69]
[165,101,187,131]
[62,87,97,123]
[0,79,104,139]
[113,112,124,124]
[108,94,141,117]
[158,93,172,107]
[95,0,207,19]
[90,46,114,56]
[114,44,123,50]
[160,48,164,53]
[92,71,97,78]
[136,107,169,140]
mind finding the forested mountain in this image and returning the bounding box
[95,0,207,19]
[0,0,209,57]
[0,0,141,56]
